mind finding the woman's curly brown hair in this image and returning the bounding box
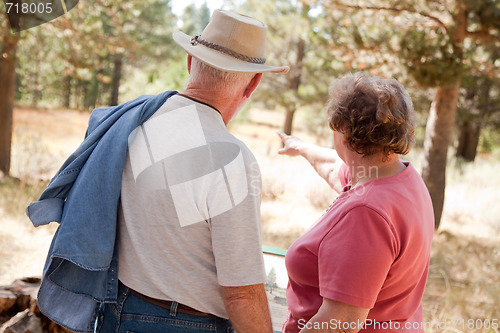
[327,72,416,157]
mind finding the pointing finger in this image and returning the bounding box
[276,130,287,140]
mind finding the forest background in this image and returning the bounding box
[0,0,499,332]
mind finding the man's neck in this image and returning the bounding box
[178,93,222,116]
[182,88,241,125]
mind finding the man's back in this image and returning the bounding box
[118,94,265,318]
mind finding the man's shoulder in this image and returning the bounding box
[221,134,258,166]
[87,91,177,135]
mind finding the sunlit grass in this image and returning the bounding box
[0,175,56,286]
[442,157,500,240]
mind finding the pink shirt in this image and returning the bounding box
[283,163,434,333]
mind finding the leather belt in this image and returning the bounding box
[128,288,216,318]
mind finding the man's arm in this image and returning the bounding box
[276,131,344,193]
[220,283,273,333]
[300,298,369,333]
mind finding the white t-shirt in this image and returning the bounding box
[117,94,266,319]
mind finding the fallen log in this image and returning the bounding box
[0,277,72,333]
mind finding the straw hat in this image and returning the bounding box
[173,10,289,74]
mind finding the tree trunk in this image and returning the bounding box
[32,65,41,108]
[282,38,305,136]
[109,53,123,106]
[421,4,467,229]
[283,107,295,136]
[62,76,72,109]
[421,82,461,229]
[75,79,84,110]
[84,72,99,110]
[0,27,19,175]
[456,70,493,162]
[456,121,481,162]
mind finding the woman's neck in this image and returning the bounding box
[347,153,407,188]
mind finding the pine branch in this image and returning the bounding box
[465,30,500,45]
[326,1,449,34]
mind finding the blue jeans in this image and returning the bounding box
[96,283,234,332]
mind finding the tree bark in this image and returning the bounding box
[421,82,461,229]
[62,76,72,109]
[84,72,99,110]
[75,79,84,110]
[282,38,305,136]
[32,65,41,108]
[421,4,467,229]
[109,53,123,106]
[283,108,295,136]
[0,26,19,175]
[456,71,493,162]
[456,121,481,162]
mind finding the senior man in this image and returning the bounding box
[27,9,288,333]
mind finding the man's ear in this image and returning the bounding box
[187,55,192,74]
[243,73,262,98]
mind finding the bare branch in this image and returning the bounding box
[326,1,449,35]
[470,61,500,80]
[465,30,500,46]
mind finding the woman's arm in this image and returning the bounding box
[276,131,344,193]
[300,298,369,333]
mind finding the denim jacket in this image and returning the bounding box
[26,90,178,332]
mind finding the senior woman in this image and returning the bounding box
[277,72,434,333]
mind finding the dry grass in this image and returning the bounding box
[0,176,58,285]
[424,232,500,332]
[1,106,499,332]
[0,107,89,286]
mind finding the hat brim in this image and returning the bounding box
[173,31,289,74]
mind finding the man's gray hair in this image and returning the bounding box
[189,57,255,92]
